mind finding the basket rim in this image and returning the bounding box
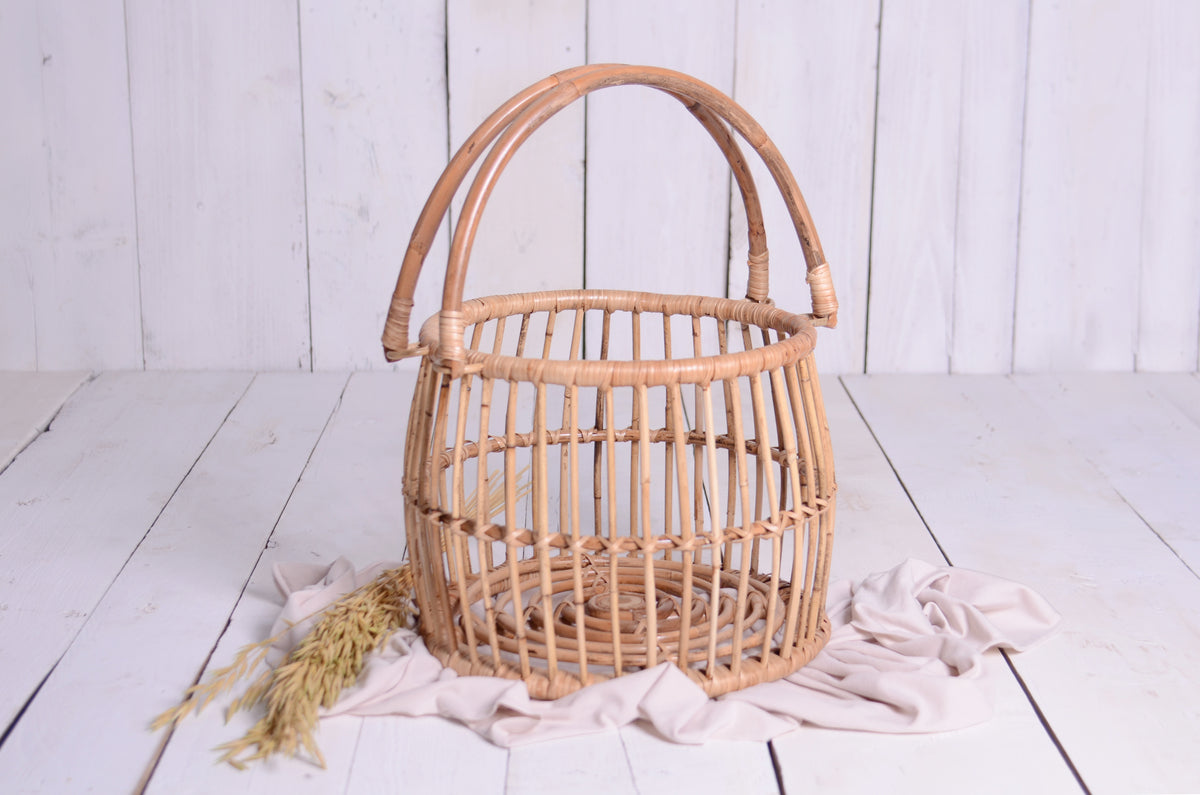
[417,288,817,387]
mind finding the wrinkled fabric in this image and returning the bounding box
[266,558,1060,748]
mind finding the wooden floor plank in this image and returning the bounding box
[619,725,779,794]
[0,371,90,472]
[770,379,1078,793]
[4,370,1190,790]
[506,732,637,795]
[1013,373,1200,577]
[0,372,252,733]
[843,374,1200,794]
[148,371,508,794]
[345,716,506,795]
[1154,371,1200,428]
[774,654,1064,794]
[0,373,345,792]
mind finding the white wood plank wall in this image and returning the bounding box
[2,1,1197,374]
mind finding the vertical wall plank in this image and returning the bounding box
[0,0,141,370]
[867,0,1027,373]
[128,0,310,369]
[301,1,447,370]
[1014,0,1147,371]
[950,1,1029,373]
[4,2,1194,374]
[34,0,142,369]
[731,0,879,375]
[1137,0,1200,372]
[866,0,964,372]
[585,1,737,338]
[443,1,586,322]
[0,1,46,369]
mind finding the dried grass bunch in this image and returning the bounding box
[152,564,415,768]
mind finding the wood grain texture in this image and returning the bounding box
[507,732,637,794]
[731,0,879,374]
[0,374,89,480]
[771,379,1078,792]
[1136,0,1200,371]
[127,0,310,369]
[1013,373,1200,575]
[0,0,142,370]
[773,657,1076,795]
[443,0,586,324]
[620,725,780,795]
[0,372,251,732]
[5,2,1199,374]
[1147,371,1200,428]
[867,0,1028,373]
[0,370,1193,789]
[301,0,448,371]
[844,374,1200,793]
[866,0,963,373]
[1014,0,1148,371]
[950,0,1028,373]
[584,0,736,357]
[345,716,506,795]
[0,371,89,473]
[0,373,345,793]
[0,0,47,369]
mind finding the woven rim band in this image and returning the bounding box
[420,289,816,387]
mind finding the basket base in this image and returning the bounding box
[424,556,832,700]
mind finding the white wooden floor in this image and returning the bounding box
[1,370,1198,794]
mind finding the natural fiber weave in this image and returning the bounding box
[383,64,839,700]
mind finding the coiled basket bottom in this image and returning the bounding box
[426,538,835,700]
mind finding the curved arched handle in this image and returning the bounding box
[382,64,837,364]
[382,64,780,360]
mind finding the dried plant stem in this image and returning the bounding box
[150,632,283,732]
[151,564,416,769]
[216,565,415,769]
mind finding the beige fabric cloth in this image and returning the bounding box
[268,558,1060,747]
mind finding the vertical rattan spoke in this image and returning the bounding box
[636,383,657,668]
[475,374,502,668]
[691,316,706,547]
[450,374,480,662]
[504,376,531,677]
[592,310,612,535]
[662,317,675,551]
[566,385,589,683]
[798,356,830,499]
[669,381,695,667]
[784,363,817,508]
[533,383,559,676]
[541,307,559,360]
[429,371,459,647]
[726,376,755,675]
[604,387,622,676]
[701,383,724,677]
[770,366,805,656]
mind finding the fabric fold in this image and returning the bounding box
[265,558,1060,748]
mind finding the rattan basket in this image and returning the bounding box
[381,65,839,700]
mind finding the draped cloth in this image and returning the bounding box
[268,558,1060,747]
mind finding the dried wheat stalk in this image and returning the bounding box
[152,565,415,769]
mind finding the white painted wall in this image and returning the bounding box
[2,0,1197,373]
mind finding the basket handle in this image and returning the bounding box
[383,64,837,364]
[382,63,783,361]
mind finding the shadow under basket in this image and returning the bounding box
[382,65,839,700]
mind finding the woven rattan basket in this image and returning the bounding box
[381,65,839,700]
